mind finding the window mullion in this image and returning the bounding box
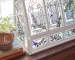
[59,0,66,40]
[43,0,49,30]
[60,0,65,26]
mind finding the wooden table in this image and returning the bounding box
[12,39,75,60]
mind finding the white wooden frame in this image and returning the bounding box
[14,0,75,55]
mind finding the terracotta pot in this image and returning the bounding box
[0,44,13,50]
[0,33,14,50]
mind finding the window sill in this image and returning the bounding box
[12,39,75,60]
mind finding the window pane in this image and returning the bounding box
[62,0,75,25]
[25,0,47,35]
[15,0,27,47]
[45,0,62,30]
[33,37,48,49]
[65,28,75,38]
[49,32,63,43]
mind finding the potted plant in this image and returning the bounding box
[0,15,16,50]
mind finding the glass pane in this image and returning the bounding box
[63,0,75,25]
[65,28,75,38]
[25,0,47,35]
[49,32,63,43]
[45,0,62,30]
[15,0,27,47]
[33,37,48,49]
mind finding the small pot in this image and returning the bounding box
[0,33,14,50]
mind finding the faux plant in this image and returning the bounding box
[0,16,16,33]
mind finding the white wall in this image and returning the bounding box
[0,0,15,24]
[0,0,13,18]
[0,2,1,14]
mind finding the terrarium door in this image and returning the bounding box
[44,0,63,30]
[25,0,48,35]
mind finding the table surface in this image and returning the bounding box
[12,40,75,60]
